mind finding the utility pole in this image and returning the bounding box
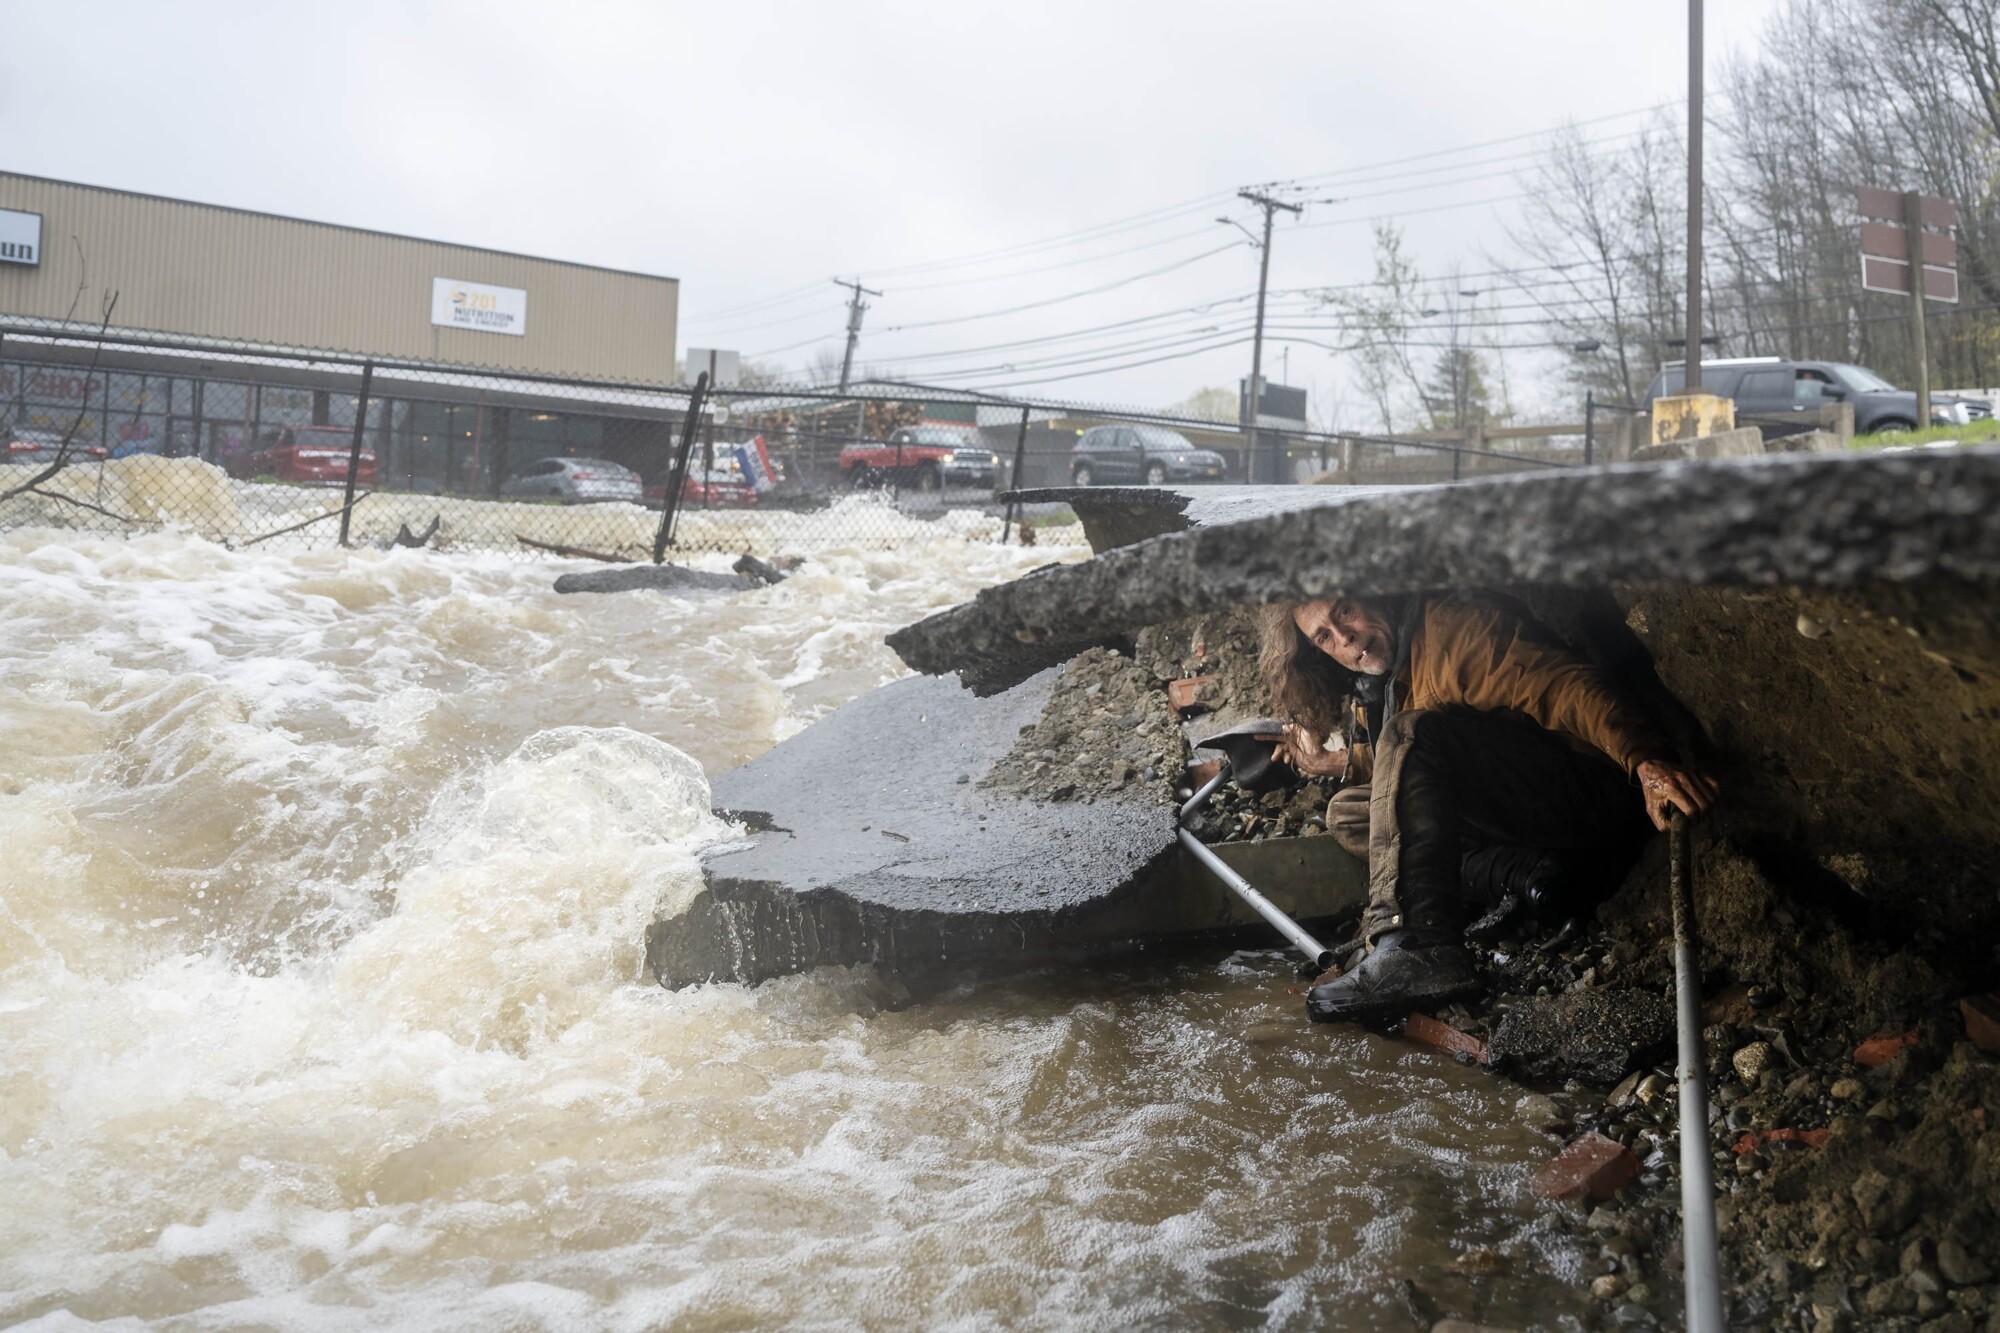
[1238,189,1301,484]
[832,277,881,392]
[1685,0,1704,394]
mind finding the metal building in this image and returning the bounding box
[0,172,678,381]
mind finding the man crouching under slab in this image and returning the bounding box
[1255,591,1719,1024]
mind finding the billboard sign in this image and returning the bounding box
[430,277,527,336]
[0,208,42,266]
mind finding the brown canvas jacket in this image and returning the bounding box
[1344,593,1666,781]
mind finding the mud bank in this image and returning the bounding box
[1375,827,2000,1332]
[1102,597,2000,1329]
[875,455,2000,1327]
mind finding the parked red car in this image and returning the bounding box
[5,428,108,464]
[227,425,377,485]
[644,469,758,508]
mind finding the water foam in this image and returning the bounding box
[0,529,1580,1330]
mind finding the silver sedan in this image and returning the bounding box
[500,457,644,503]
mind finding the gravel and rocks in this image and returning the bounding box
[985,598,2000,1331]
[1442,835,2000,1332]
[981,645,1188,805]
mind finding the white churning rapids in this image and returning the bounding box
[0,516,1591,1331]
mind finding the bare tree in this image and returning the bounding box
[1316,224,1434,430]
[1502,0,2000,402]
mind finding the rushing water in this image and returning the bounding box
[0,519,1592,1331]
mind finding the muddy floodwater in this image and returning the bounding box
[1,522,1595,1331]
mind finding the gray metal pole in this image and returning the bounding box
[1672,814,1727,1333]
[1904,190,1932,427]
[1178,769,1333,969]
[1686,0,1705,393]
[652,372,709,563]
[1002,404,1030,543]
[337,361,373,548]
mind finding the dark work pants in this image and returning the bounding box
[1360,707,1651,949]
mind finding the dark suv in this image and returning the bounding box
[1070,425,1228,486]
[1641,358,1989,433]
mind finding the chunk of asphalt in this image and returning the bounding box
[1488,988,1675,1085]
[897,449,2000,696]
[553,564,753,595]
[646,669,1179,988]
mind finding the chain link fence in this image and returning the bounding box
[0,322,1578,561]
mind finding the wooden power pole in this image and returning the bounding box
[1237,189,1301,483]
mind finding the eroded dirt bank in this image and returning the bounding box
[1066,587,2000,1331]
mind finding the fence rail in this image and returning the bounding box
[0,322,1585,559]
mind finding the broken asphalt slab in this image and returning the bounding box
[554,563,755,595]
[647,667,1364,987]
[897,448,2000,695]
[1007,483,1408,552]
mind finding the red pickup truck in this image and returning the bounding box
[838,426,995,493]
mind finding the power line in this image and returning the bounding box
[872,243,1245,334]
[1263,101,1677,191]
[683,301,848,337]
[700,103,1682,324]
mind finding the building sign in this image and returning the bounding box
[0,208,42,266]
[1241,378,1309,430]
[430,277,527,336]
[682,347,741,387]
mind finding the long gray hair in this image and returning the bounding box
[1255,600,1357,740]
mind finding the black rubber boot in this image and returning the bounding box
[1460,845,1580,943]
[1305,936,1481,1024]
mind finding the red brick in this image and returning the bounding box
[1403,1012,1489,1065]
[1531,1132,1642,1202]
[1186,758,1224,790]
[1732,1127,1830,1155]
[1166,675,1217,715]
[1853,1028,1919,1068]
[1961,993,2000,1056]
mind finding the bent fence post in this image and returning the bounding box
[338,361,374,548]
[1002,405,1030,543]
[652,371,709,564]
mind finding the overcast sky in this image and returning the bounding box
[3,1,1785,418]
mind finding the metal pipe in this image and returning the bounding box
[1671,812,1727,1333]
[1178,767,1332,969]
[1179,768,1229,822]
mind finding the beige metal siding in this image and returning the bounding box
[0,174,677,383]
